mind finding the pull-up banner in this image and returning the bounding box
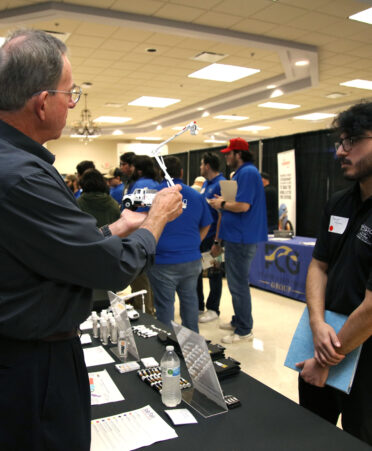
[277,149,296,234]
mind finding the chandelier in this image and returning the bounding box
[71,93,101,143]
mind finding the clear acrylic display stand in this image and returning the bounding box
[172,321,228,418]
[108,291,139,361]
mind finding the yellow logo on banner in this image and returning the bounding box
[264,245,299,274]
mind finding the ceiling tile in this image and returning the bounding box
[154,4,205,21]
[111,0,165,14]
[193,11,242,28]
[251,3,307,25]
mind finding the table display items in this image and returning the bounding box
[160,345,182,407]
[137,366,191,394]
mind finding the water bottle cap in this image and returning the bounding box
[166,345,174,351]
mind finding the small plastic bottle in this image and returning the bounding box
[160,345,182,407]
[118,331,128,361]
[91,312,99,339]
[101,319,108,345]
[110,319,118,344]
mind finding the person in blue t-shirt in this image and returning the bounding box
[104,167,124,206]
[209,138,267,344]
[197,152,226,323]
[148,156,212,332]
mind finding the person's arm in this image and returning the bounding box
[199,224,210,241]
[306,258,344,366]
[208,194,250,213]
[210,212,222,257]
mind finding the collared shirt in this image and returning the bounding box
[0,120,156,340]
[200,173,226,239]
[313,183,372,315]
[154,178,212,264]
[110,183,124,205]
[219,162,268,244]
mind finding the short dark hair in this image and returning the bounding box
[333,101,372,138]
[120,152,135,165]
[234,149,253,163]
[76,160,95,176]
[79,169,108,194]
[133,155,156,180]
[202,152,220,172]
[163,156,182,179]
[260,172,270,180]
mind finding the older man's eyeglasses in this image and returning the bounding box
[336,136,372,152]
[32,86,82,104]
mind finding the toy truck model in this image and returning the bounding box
[122,187,188,210]
[122,188,157,209]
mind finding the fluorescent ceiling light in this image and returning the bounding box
[0,37,5,46]
[295,60,309,66]
[270,89,283,98]
[202,111,210,117]
[135,137,163,141]
[214,115,249,121]
[204,139,227,143]
[267,84,276,89]
[238,125,270,132]
[112,130,124,135]
[294,113,336,121]
[188,63,260,82]
[349,7,372,25]
[340,79,372,90]
[94,116,131,124]
[105,102,123,108]
[70,134,100,139]
[129,96,180,108]
[259,102,300,109]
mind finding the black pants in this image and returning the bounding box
[299,340,372,446]
[0,336,90,451]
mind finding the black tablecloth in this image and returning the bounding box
[88,314,371,451]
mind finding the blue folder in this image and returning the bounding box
[284,307,362,394]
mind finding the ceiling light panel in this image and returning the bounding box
[340,79,372,90]
[214,115,249,121]
[94,116,132,124]
[258,102,300,110]
[294,113,336,121]
[238,125,271,131]
[128,96,181,107]
[188,63,260,82]
[349,7,372,25]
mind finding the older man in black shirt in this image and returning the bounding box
[0,29,182,450]
[297,102,372,446]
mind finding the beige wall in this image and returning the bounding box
[48,138,213,175]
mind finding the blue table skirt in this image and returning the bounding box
[249,236,316,302]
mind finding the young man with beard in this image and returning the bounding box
[209,138,267,344]
[296,102,372,446]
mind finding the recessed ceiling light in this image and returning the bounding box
[81,82,93,89]
[192,51,227,63]
[238,125,271,131]
[294,113,336,121]
[202,111,210,117]
[70,134,99,139]
[135,137,163,141]
[156,125,162,130]
[340,79,372,90]
[270,89,283,98]
[258,102,300,109]
[349,7,372,25]
[93,116,131,124]
[204,139,227,143]
[267,84,276,89]
[129,96,180,108]
[295,60,309,66]
[188,63,260,82]
[112,130,124,135]
[214,115,249,121]
[325,92,347,99]
[146,48,157,53]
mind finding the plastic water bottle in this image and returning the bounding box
[160,345,181,407]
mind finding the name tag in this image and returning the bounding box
[329,215,349,234]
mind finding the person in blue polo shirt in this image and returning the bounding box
[209,138,267,344]
[198,152,226,323]
[148,156,212,332]
[104,167,124,206]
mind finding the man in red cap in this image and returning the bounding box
[209,138,267,344]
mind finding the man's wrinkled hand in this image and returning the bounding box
[151,184,183,222]
[296,358,329,387]
[312,321,344,366]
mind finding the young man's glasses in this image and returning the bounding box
[32,86,82,104]
[336,136,372,152]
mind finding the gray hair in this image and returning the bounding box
[0,29,67,111]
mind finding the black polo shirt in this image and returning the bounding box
[0,120,156,340]
[313,184,372,315]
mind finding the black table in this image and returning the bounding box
[88,314,371,451]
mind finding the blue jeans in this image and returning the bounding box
[148,259,202,333]
[224,242,257,336]
[197,235,223,314]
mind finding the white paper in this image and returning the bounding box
[80,319,93,330]
[141,357,159,368]
[83,346,115,367]
[165,408,198,425]
[329,215,349,234]
[91,405,178,451]
[80,333,92,345]
[219,180,237,202]
[89,369,124,405]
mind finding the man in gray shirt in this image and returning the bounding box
[0,29,182,451]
